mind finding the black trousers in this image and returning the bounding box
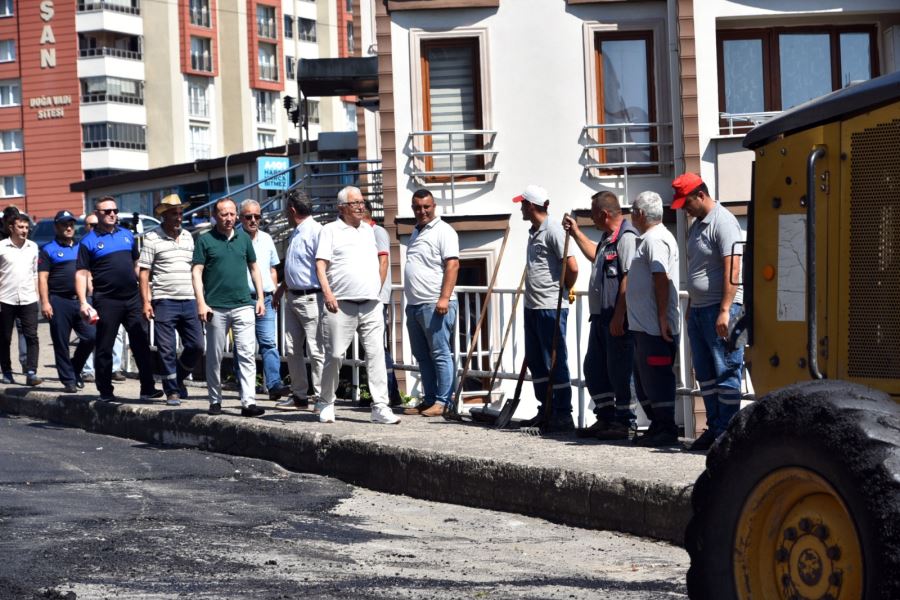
[0,302,39,375]
[93,294,156,396]
[48,295,96,385]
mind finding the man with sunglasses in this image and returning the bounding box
[235,199,290,401]
[38,210,96,393]
[76,196,162,402]
[139,194,203,406]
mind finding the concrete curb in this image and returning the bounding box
[0,389,691,545]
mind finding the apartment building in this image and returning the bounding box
[0,0,355,218]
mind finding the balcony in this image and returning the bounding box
[718,111,779,136]
[77,1,140,15]
[79,47,141,61]
[579,122,673,202]
[81,93,143,105]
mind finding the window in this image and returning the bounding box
[594,31,656,172]
[258,43,278,81]
[0,40,13,62]
[0,0,11,18]
[286,57,296,80]
[0,80,20,106]
[346,0,353,12]
[0,176,24,198]
[347,22,355,53]
[190,36,212,72]
[257,131,275,150]
[189,124,210,160]
[284,14,294,39]
[299,18,316,42]
[718,26,878,121]
[82,122,147,150]
[81,76,143,104]
[188,77,209,117]
[255,90,275,124]
[421,38,483,174]
[257,5,276,39]
[189,0,210,27]
[0,130,21,152]
[307,99,319,124]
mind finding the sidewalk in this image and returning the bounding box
[0,323,704,545]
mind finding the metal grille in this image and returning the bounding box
[848,118,900,378]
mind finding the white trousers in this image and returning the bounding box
[320,299,388,408]
[284,291,325,400]
[205,305,257,407]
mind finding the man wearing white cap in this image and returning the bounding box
[139,194,203,406]
[514,185,578,433]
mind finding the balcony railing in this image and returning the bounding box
[82,93,144,105]
[258,21,277,39]
[407,129,499,212]
[580,122,673,204]
[190,143,211,160]
[77,1,141,15]
[190,7,210,27]
[79,47,142,61]
[719,111,779,136]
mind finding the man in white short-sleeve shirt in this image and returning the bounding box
[273,190,326,411]
[314,186,400,425]
[402,188,459,417]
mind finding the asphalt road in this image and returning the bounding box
[0,413,688,600]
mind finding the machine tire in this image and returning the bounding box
[685,380,900,600]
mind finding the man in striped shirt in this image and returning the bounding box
[139,194,203,406]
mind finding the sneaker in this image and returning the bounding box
[81,373,95,383]
[1,373,14,385]
[318,403,335,423]
[241,404,265,418]
[207,403,222,415]
[75,376,85,389]
[684,429,718,452]
[112,371,127,382]
[634,429,679,448]
[63,382,78,393]
[268,385,292,401]
[140,389,164,402]
[371,405,400,425]
[25,373,42,387]
[165,394,181,407]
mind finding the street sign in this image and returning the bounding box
[257,156,291,190]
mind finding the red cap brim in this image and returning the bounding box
[671,196,687,209]
[512,194,524,203]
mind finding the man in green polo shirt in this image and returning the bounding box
[192,197,266,417]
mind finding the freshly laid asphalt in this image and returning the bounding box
[0,323,705,545]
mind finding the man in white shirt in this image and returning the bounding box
[0,213,41,386]
[314,186,400,425]
[402,189,459,417]
[273,190,326,410]
[237,199,291,401]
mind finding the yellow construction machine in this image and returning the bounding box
[685,71,900,599]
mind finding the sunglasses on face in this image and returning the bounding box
[243,214,261,221]
[99,208,119,215]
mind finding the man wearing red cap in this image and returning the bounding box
[671,173,744,451]
[515,184,578,433]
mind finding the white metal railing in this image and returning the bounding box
[581,122,673,203]
[407,129,499,212]
[719,111,779,136]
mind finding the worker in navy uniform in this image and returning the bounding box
[38,210,96,394]
[75,196,162,402]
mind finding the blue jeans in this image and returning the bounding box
[523,307,572,415]
[405,300,457,407]
[633,331,678,434]
[688,303,744,435]
[234,293,283,392]
[153,298,203,396]
[585,311,634,425]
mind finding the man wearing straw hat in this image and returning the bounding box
[514,184,578,433]
[139,194,203,406]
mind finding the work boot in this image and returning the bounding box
[541,413,575,435]
[595,421,631,441]
[420,403,445,417]
[683,429,718,452]
[576,419,609,438]
[403,403,430,416]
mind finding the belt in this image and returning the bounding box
[250,291,274,299]
[289,288,322,296]
[50,293,78,300]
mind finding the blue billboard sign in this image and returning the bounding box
[257,156,291,191]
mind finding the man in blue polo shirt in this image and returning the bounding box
[76,196,161,402]
[38,210,96,393]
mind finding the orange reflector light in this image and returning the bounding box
[762,264,776,281]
